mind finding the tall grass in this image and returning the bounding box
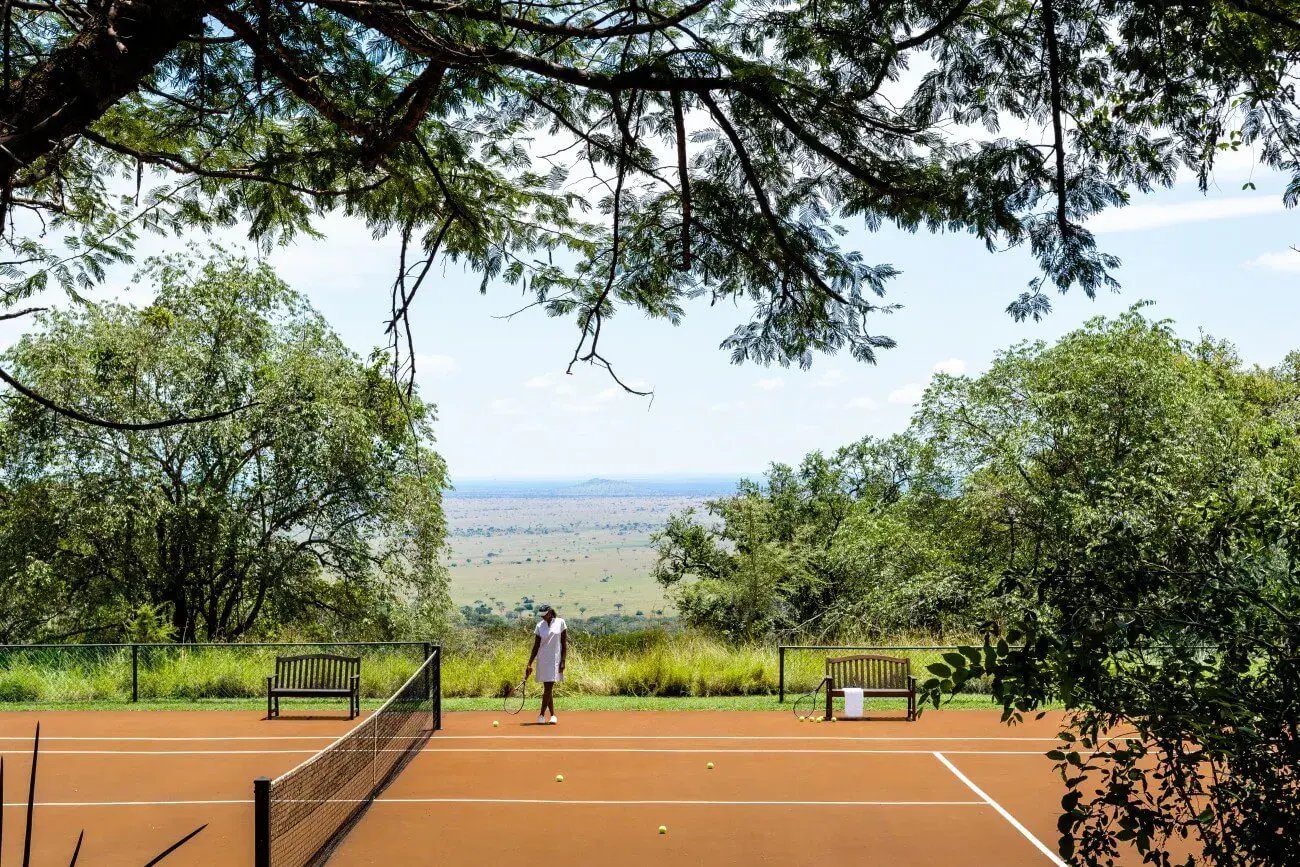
[0,630,990,703]
[0,643,425,703]
[440,628,989,699]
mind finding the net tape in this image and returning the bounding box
[266,651,436,866]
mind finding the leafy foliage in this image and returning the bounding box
[2,2,1299,402]
[654,435,991,640]
[0,250,449,642]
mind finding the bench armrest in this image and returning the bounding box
[350,674,361,689]
[266,675,278,689]
[820,675,833,690]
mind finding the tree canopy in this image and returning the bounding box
[0,250,449,642]
[1,1,1299,415]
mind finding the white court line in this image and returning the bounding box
[933,752,1066,866]
[0,749,324,756]
[0,734,1059,742]
[432,735,1061,742]
[0,747,1063,756]
[379,798,987,807]
[2,800,252,808]
[0,736,339,742]
[4,797,984,809]
[423,748,1066,753]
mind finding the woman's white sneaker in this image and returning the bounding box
[549,715,558,725]
[537,715,547,725]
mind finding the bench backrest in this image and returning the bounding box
[275,654,361,689]
[826,654,910,689]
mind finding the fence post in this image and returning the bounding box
[432,646,442,731]
[254,777,271,867]
[778,646,785,703]
[131,644,139,703]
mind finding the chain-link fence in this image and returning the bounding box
[777,645,999,703]
[0,642,432,703]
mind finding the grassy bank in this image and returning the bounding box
[0,630,989,704]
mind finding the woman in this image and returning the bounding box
[524,603,567,725]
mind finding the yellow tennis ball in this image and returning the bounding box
[828,717,837,723]
[492,721,499,728]
[556,774,564,783]
[706,762,714,770]
[814,717,823,723]
[658,826,667,835]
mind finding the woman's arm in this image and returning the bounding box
[559,627,568,673]
[525,634,541,676]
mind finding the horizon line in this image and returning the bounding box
[447,472,760,483]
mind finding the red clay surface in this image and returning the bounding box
[0,707,1101,865]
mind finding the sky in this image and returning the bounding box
[3,150,1297,483]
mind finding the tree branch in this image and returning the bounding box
[671,88,692,270]
[0,364,256,431]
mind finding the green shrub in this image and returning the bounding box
[0,667,44,702]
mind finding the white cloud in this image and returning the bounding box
[755,377,785,392]
[888,383,925,405]
[814,368,847,389]
[1248,249,1300,273]
[559,386,624,415]
[490,399,523,416]
[523,372,578,395]
[932,358,967,376]
[844,396,879,411]
[1087,195,1283,234]
[415,353,459,379]
[709,400,752,414]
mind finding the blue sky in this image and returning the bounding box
[3,152,1296,483]
[255,152,1297,482]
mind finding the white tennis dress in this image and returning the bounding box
[533,616,566,683]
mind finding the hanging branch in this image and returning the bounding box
[671,88,692,271]
[698,90,851,307]
[1041,0,1073,239]
[561,88,651,398]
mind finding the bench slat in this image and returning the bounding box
[271,654,360,690]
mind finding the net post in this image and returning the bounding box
[778,646,785,703]
[432,646,442,731]
[131,644,139,703]
[254,776,271,867]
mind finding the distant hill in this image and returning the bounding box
[446,475,743,499]
[552,478,651,497]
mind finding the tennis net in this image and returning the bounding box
[254,647,441,867]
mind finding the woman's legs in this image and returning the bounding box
[541,681,555,717]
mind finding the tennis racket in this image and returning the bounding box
[792,678,827,722]
[503,677,528,715]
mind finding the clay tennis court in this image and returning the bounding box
[1,707,1075,866]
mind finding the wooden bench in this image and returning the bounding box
[266,654,361,719]
[823,654,916,721]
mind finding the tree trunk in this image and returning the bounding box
[0,1,207,182]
